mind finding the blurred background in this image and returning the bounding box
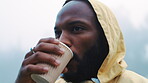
[0,0,148,83]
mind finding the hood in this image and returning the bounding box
[88,0,127,82]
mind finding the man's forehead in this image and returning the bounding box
[57,1,94,20]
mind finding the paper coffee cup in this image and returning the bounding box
[31,42,73,83]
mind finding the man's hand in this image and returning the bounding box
[15,38,64,83]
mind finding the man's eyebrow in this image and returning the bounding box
[54,20,87,30]
[67,20,86,25]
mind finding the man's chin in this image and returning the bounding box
[62,44,100,82]
[62,60,85,82]
[62,60,92,82]
[62,71,85,82]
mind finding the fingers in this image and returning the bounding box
[22,64,49,75]
[37,37,60,45]
[22,37,64,74]
[25,51,33,59]
[34,42,64,55]
[23,52,61,67]
[25,37,64,59]
[17,37,64,83]
[21,51,61,78]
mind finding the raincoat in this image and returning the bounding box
[55,0,148,83]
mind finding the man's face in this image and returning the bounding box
[54,1,101,82]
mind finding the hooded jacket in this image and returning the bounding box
[55,0,148,83]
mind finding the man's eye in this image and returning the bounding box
[72,26,84,32]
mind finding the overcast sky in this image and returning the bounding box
[0,0,148,82]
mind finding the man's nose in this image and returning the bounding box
[58,32,72,48]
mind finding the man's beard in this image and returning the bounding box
[62,44,104,83]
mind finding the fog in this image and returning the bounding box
[0,0,148,83]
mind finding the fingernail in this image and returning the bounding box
[55,60,60,66]
[54,39,59,43]
[43,67,49,72]
[59,48,65,54]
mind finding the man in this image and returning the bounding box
[16,0,148,83]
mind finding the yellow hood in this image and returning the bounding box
[88,0,127,82]
[55,0,148,83]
